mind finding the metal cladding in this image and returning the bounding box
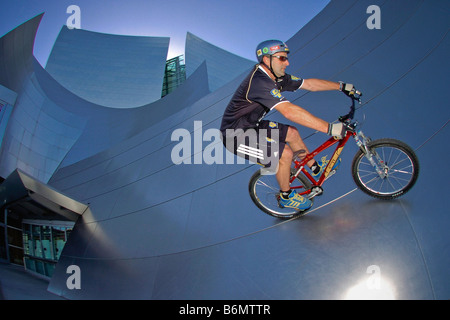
[185,32,255,92]
[1,0,449,299]
[0,14,86,182]
[45,27,170,108]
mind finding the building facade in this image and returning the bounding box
[0,0,449,299]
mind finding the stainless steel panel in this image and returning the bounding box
[0,0,448,300]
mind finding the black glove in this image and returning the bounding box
[328,123,346,139]
[339,82,361,98]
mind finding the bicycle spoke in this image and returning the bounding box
[249,169,312,218]
[256,179,279,193]
[357,144,415,196]
[389,173,413,183]
[390,167,413,175]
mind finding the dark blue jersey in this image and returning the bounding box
[220,65,303,134]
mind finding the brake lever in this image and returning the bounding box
[351,90,362,104]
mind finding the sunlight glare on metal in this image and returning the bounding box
[344,277,396,300]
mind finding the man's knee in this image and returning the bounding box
[286,126,300,142]
[280,145,293,163]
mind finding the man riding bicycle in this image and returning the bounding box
[220,39,361,211]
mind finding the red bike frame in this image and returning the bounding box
[290,130,355,195]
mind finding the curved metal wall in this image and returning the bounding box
[45,27,169,108]
[185,32,255,92]
[1,0,449,299]
[47,0,449,299]
[35,58,211,168]
[0,16,212,178]
[0,15,87,182]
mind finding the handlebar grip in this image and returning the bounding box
[350,90,362,102]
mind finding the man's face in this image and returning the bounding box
[264,52,289,77]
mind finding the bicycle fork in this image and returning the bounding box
[353,130,387,179]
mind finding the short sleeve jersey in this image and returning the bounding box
[220,65,303,134]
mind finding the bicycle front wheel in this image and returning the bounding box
[248,168,313,219]
[351,138,419,200]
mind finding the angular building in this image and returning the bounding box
[45,27,170,108]
[0,0,449,300]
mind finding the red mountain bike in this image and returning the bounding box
[248,94,419,219]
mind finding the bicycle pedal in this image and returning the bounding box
[276,195,283,208]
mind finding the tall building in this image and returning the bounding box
[161,55,186,98]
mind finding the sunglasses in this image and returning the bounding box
[272,55,289,62]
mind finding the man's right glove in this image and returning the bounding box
[339,82,360,97]
[328,122,346,139]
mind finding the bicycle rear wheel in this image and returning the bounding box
[351,138,419,200]
[248,168,313,219]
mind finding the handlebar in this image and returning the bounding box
[339,90,362,123]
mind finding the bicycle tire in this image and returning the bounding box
[248,168,313,219]
[351,138,419,200]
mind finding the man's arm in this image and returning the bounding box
[274,102,329,133]
[275,101,347,139]
[300,78,340,92]
[276,78,359,139]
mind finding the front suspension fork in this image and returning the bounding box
[353,130,387,179]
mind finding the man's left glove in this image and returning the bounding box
[328,122,346,139]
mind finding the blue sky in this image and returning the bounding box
[1,0,329,66]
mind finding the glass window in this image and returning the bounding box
[22,223,33,256]
[35,260,45,275]
[8,246,23,265]
[41,226,53,260]
[7,227,23,249]
[21,221,73,278]
[24,257,36,272]
[31,225,43,258]
[162,55,186,97]
[44,262,55,277]
[52,226,67,260]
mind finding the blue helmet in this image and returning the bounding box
[256,40,290,62]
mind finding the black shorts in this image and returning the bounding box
[221,120,290,168]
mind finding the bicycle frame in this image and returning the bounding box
[290,131,355,197]
[289,94,365,198]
